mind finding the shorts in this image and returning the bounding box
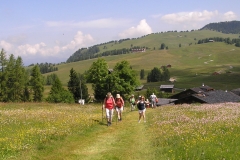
[105,108,114,119]
[116,107,123,112]
[138,108,146,114]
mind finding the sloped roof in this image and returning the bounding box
[231,88,240,96]
[190,85,214,93]
[135,85,144,90]
[171,85,240,104]
[192,90,240,104]
[160,85,174,89]
[156,98,177,106]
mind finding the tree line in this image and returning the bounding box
[29,62,58,74]
[197,37,240,47]
[0,49,44,102]
[0,48,89,103]
[200,21,240,34]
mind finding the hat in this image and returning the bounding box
[131,94,134,97]
[116,94,120,98]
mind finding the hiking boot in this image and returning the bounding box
[107,121,111,126]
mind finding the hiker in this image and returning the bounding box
[129,94,136,111]
[115,94,124,121]
[145,99,150,108]
[136,96,146,123]
[150,93,157,108]
[103,92,116,126]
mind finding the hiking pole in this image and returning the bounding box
[102,103,104,123]
[116,107,118,125]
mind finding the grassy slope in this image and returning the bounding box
[44,30,240,92]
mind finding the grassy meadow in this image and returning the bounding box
[1,102,240,159]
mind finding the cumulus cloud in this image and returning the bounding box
[157,10,238,31]
[61,31,94,51]
[161,10,219,24]
[0,40,12,51]
[3,31,95,61]
[222,11,237,21]
[118,19,152,39]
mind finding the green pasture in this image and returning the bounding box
[1,102,240,159]
[42,30,240,94]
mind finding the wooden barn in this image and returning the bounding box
[160,85,174,93]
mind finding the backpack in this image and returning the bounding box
[116,98,124,108]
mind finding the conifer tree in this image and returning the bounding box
[14,57,26,101]
[140,69,145,79]
[68,68,81,102]
[161,66,170,81]
[0,49,7,101]
[5,54,16,101]
[30,65,44,102]
[47,76,74,103]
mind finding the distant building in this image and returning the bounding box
[160,85,174,93]
[170,85,240,104]
[169,78,176,83]
[108,69,113,74]
[135,85,144,91]
[131,48,146,52]
[231,88,240,96]
[156,98,177,106]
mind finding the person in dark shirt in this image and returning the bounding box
[136,96,147,123]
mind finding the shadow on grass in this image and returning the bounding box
[92,119,107,126]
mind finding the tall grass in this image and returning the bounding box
[149,103,240,159]
[1,102,240,159]
[0,103,100,159]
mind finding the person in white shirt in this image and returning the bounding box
[150,93,157,108]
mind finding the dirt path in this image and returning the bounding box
[56,108,158,160]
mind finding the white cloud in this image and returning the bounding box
[61,31,94,51]
[157,10,238,31]
[0,40,12,51]
[161,10,219,24]
[4,31,95,61]
[223,11,237,21]
[16,42,46,56]
[118,19,152,39]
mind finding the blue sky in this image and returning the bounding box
[1,0,240,65]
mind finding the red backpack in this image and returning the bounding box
[115,98,124,108]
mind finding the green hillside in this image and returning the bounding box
[45,30,240,92]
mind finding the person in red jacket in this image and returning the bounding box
[103,92,116,126]
[115,94,124,121]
